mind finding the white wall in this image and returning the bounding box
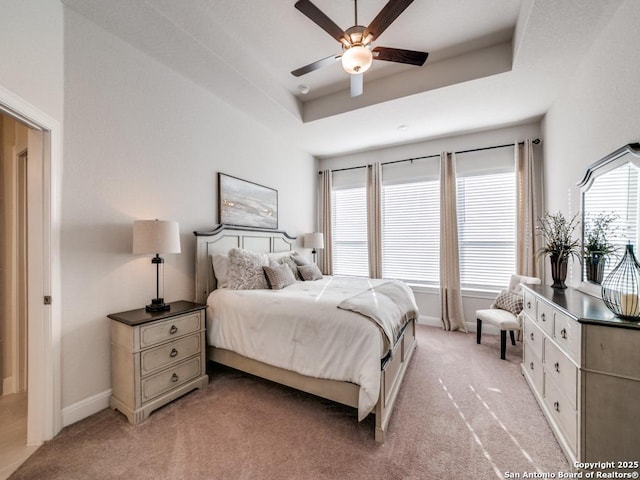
[61,9,316,410]
[542,0,640,286]
[0,0,63,121]
[319,122,542,331]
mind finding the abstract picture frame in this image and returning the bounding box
[218,173,278,229]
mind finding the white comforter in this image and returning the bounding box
[206,276,418,420]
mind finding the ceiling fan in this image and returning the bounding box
[291,0,429,97]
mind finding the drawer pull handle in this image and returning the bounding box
[553,401,560,412]
[171,373,179,383]
[554,362,560,373]
[529,362,534,370]
[540,313,546,321]
[527,301,532,309]
[169,325,178,335]
[530,332,534,341]
[170,348,178,358]
[560,328,567,339]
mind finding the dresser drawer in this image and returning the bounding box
[536,299,555,337]
[523,290,536,318]
[544,375,577,453]
[141,356,203,403]
[140,333,202,376]
[139,312,202,349]
[523,342,544,394]
[545,339,578,408]
[553,311,580,363]
[523,316,544,359]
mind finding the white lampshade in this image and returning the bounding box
[303,232,324,250]
[133,220,181,255]
[341,45,373,74]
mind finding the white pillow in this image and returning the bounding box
[211,254,229,288]
[226,248,270,290]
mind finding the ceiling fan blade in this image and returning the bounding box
[295,0,347,44]
[350,73,363,97]
[364,0,414,42]
[291,54,341,77]
[372,47,428,66]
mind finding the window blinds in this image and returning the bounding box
[331,169,369,277]
[456,171,516,289]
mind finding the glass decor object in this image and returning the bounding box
[601,244,640,320]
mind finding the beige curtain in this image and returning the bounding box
[367,163,382,278]
[516,139,544,278]
[439,152,467,332]
[319,169,333,275]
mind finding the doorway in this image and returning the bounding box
[0,113,32,476]
[0,86,61,475]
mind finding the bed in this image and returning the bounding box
[194,225,418,442]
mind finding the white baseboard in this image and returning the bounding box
[417,315,499,335]
[61,389,112,428]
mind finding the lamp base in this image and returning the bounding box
[146,298,170,312]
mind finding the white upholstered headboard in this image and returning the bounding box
[193,225,298,304]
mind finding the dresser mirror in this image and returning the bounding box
[577,143,640,297]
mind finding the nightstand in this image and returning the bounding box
[108,300,208,424]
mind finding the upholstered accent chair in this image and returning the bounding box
[476,274,541,360]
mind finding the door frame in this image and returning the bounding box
[0,84,62,444]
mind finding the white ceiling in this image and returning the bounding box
[61,0,624,157]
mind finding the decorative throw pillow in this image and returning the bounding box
[291,253,311,266]
[277,255,301,280]
[297,264,323,281]
[225,248,269,290]
[494,289,524,316]
[263,264,296,290]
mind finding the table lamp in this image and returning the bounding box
[303,232,324,264]
[133,219,181,312]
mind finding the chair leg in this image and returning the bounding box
[476,318,482,344]
[500,330,506,360]
[509,330,516,346]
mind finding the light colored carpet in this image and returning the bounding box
[10,325,569,479]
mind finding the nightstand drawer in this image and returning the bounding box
[141,356,202,403]
[140,333,202,376]
[139,312,202,348]
[545,339,578,408]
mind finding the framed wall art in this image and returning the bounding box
[218,173,278,229]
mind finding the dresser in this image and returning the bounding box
[521,285,640,466]
[108,300,209,424]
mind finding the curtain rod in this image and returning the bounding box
[318,138,541,174]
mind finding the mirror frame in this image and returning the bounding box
[577,143,640,297]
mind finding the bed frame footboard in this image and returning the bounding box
[208,318,417,443]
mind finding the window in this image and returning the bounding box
[381,180,440,284]
[456,171,516,289]
[331,169,368,276]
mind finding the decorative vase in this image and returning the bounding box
[550,253,568,289]
[585,252,606,284]
[601,244,640,320]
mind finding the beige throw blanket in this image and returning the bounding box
[337,281,419,346]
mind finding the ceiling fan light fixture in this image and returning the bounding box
[341,45,373,74]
